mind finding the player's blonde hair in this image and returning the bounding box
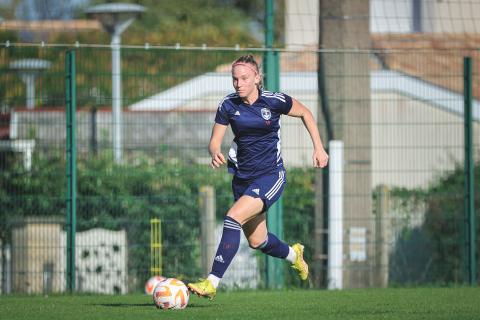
[231,54,263,89]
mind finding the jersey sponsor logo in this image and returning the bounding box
[234,111,240,116]
[252,188,260,195]
[261,108,271,120]
[215,255,225,263]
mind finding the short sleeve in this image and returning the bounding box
[214,102,229,125]
[267,92,293,115]
[280,94,293,115]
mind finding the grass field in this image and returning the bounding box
[1,287,480,320]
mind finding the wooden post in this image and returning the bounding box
[199,186,216,276]
[375,185,390,287]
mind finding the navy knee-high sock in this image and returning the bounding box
[257,232,289,259]
[210,216,241,278]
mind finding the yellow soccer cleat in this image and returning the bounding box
[187,278,217,300]
[291,243,309,281]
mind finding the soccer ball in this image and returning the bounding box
[145,275,166,295]
[152,278,190,310]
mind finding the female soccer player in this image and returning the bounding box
[188,54,329,299]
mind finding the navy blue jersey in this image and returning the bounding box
[214,90,293,179]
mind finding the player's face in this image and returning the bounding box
[232,64,260,99]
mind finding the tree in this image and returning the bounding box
[85,0,261,47]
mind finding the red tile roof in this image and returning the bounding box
[372,34,480,99]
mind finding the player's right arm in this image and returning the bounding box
[209,123,228,169]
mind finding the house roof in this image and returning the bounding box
[128,70,480,121]
[130,34,480,115]
[217,34,480,98]
[0,19,101,31]
[372,33,480,99]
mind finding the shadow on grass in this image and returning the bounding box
[93,303,153,307]
[93,303,210,308]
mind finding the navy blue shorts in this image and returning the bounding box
[232,170,286,212]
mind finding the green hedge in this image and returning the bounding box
[4,151,477,287]
[387,163,480,284]
[0,151,316,290]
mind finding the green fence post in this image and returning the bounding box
[65,49,77,292]
[263,0,284,289]
[463,56,476,285]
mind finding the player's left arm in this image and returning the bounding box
[287,98,329,168]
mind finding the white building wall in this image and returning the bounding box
[422,0,480,33]
[371,91,480,188]
[285,0,319,49]
[370,0,412,33]
[285,0,480,47]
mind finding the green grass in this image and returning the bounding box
[1,287,480,320]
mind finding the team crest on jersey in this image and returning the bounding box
[261,108,271,120]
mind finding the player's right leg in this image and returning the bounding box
[188,195,264,299]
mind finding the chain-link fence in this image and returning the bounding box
[0,44,478,294]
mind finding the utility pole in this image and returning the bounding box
[316,0,373,288]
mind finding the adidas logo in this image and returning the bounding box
[214,255,225,263]
[252,188,260,195]
[234,111,240,116]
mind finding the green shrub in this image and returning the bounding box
[0,151,317,290]
[387,163,480,284]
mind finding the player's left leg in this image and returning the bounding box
[243,213,289,259]
[243,214,309,281]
